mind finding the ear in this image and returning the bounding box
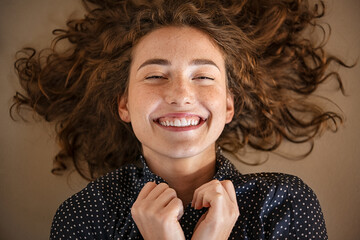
[225,91,234,124]
[118,95,131,123]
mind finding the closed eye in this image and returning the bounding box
[193,76,214,80]
[145,75,168,80]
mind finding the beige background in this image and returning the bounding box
[0,0,359,239]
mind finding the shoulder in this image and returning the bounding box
[233,172,327,238]
[235,172,315,197]
[56,163,142,209]
[50,164,142,239]
[234,172,323,217]
[218,156,320,205]
[79,164,142,203]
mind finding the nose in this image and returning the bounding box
[164,77,195,106]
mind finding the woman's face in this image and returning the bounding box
[118,26,234,160]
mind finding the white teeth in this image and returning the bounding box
[180,118,187,126]
[174,119,181,127]
[159,117,200,127]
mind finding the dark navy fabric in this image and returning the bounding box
[50,154,327,239]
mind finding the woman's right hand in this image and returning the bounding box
[131,182,185,240]
[190,180,239,240]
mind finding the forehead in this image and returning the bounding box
[131,26,225,66]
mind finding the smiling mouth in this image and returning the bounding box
[155,116,206,128]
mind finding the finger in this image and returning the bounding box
[200,192,225,222]
[192,187,206,209]
[192,180,218,208]
[194,193,205,210]
[191,191,197,208]
[220,180,237,203]
[146,182,169,200]
[137,181,157,200]
[193,180,223,209]
[156,188,178,207]
[165,197,184,221]
[201,190,226,212]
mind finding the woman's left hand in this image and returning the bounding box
[191,180,239,240]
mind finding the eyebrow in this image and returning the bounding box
[137,59,170,71]
[137,58,220,71]
[190,59,220,71]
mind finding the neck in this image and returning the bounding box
[143,146,217,206]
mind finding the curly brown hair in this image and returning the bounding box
[11,0,349,180]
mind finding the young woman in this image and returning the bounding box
[12,0,348,239]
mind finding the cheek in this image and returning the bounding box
[128,88,161,117]
[200,87,228,110]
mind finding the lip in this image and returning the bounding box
[153,113,207,131]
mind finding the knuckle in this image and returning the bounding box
[213,192,224,201]
[173,197,183,206]
[131,205,139,217]
[229,206,240,218]
[131,200,151,216]
[145,181,156,187]
[207,180,223,192]
[164,188,176,196]
[214,182,223,192]
[193,188,199,196]
[131,202,137,209]
[215,192,223,198]
[131,200,140,209]
[211,179,221,185]
[158,182,169,188]
[131,201,142,212]
[223,180,231,185]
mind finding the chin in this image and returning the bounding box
[159,144,215,159]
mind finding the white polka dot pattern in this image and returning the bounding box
[50,155,328,239]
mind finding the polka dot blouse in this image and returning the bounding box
[50,154,327,239]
